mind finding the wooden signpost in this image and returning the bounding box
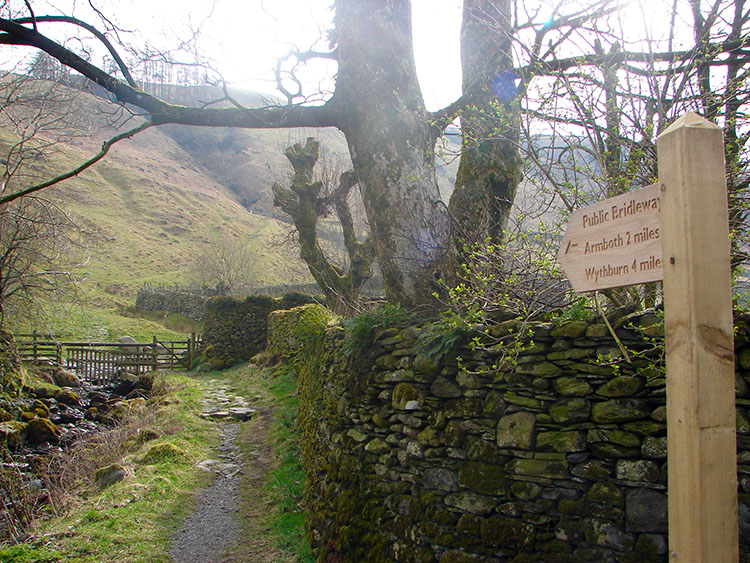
[557,183,663,292]
[558,112,738,562]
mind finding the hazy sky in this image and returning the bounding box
[22,0,464,110]
[10,0,690,111]
[166,0,464,110]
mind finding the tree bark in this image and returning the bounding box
[331,0,453,309]
[449,0,521,245]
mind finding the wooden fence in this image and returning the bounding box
[15,333,201,384]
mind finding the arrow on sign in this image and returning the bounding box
[557,183,663,292]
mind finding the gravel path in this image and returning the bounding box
[168,380,290,563]
[169,422,242,563]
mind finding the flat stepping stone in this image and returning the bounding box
[203,411,231,419]
[196,459,240,475]
[229,407,256,421]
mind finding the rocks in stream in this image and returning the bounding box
[0,368,157,452]
[52,368,81,388]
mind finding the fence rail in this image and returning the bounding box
[15,333,201,383]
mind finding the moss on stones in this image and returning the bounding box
[570,459,612,480]
[445,492,497,515]
[550,321,588,338]
[592,399,651,423]
[0,420,26,448]
[514,362,562,377]
[553,377,592,397]
[549,398,590,423]
[497,411,537,450]
[480,516,535,552]
[26,417,59,443]
[54,388,81,406]
[585,482,624,507]
[392,382,421,410]
[615,460,660,483]
[483,390,506,417]
[95,463,127,487]
[587,428,641,447]
[536,431,586,453]
[139,442,188,464]
[581,517,635,551]
[466,437,498,463]
[547,348,593,361]
[596,376,644,398]
[458,461,505,495]
[510,481,542,500]
[0,332,25,397]
[506,459,568,478]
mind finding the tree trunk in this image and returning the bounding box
[332,0,453,310]
[449,0,521,245]
[272,138,374,315]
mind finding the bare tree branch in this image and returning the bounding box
[11,15,137,86]
[0,17,338,129]
[0,120,152,206]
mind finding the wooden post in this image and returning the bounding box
[189,332,196,366]
[657,112,738,561]
[152,336,158,372]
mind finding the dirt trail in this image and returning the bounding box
[169,381,292,563]
[169,422,242,563]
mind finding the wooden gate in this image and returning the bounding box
[16,333,201,384]
[65,346,156,384]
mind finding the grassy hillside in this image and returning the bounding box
[0,79,318,339]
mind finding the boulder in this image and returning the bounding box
[139,442,188,464]
[137,428,160,443]
[26,417,60,444]
[0,420,27,449]
[113,371,139,396]
[53,368,81,388]
[55,388,81,406]
[94,463,127,487]
[118,336,142,354]
[33,399,50,417]
[107,400,131,420]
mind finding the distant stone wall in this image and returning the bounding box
[269,305,750,562]
[135,287,208,321]
[201,293,318,369]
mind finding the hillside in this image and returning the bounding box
[0,79,333,337]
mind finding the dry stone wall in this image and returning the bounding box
[269,304,750,562]
[202,293,318,369]
[135,287,209,321]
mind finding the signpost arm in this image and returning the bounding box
[657,112,738,561]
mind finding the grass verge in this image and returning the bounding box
[265,367,312,561]
[0,372,218,563]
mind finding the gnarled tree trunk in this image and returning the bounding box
[331,0,454,309]
[272,137,374,314]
